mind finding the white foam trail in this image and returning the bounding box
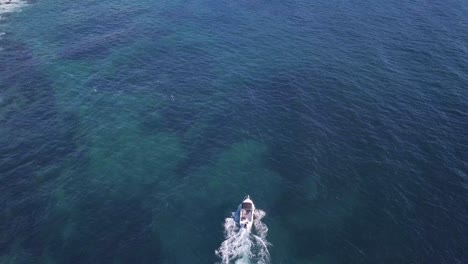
[0,0,26,20]
[216,210,271,264]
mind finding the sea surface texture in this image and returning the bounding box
[1,0,467,263]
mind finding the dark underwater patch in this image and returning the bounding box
[58,28,133,60]
[43,193,162,264]
[0,40,82,260]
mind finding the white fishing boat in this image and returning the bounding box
[232,195,255,232]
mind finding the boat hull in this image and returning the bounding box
[237,196,255,232]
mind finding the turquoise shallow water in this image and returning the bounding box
[1,0,467,263]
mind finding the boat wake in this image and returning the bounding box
[216,210,271,264]
[0,0,26,20]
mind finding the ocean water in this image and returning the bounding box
[1,0,467,263]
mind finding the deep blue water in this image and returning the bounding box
[1,0,467,263]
